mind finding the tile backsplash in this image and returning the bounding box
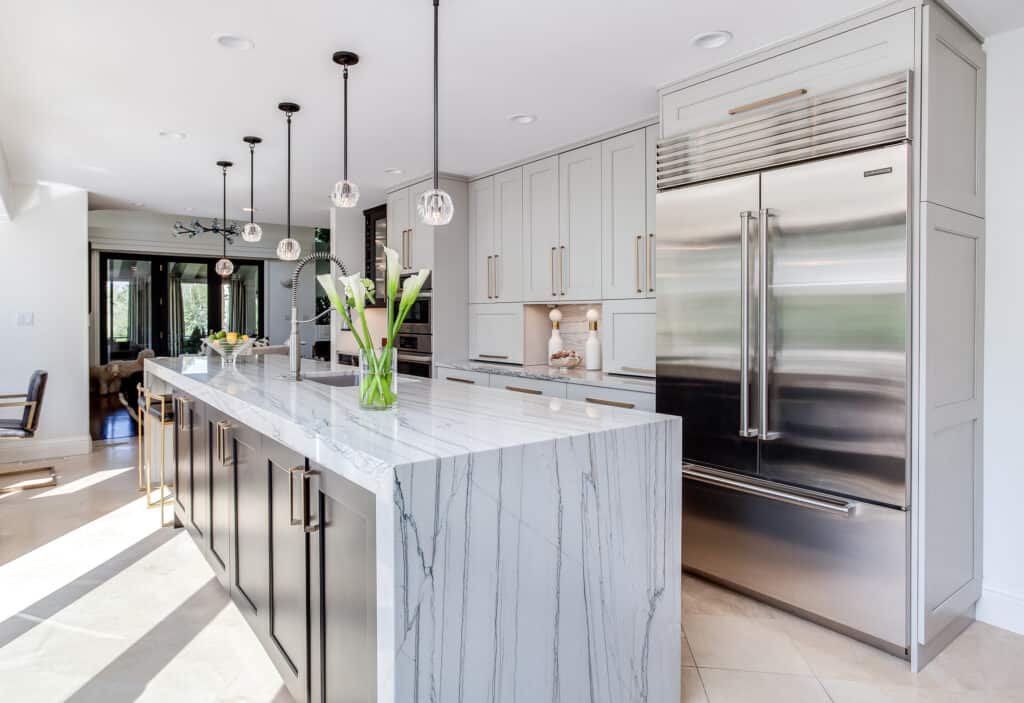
[526,303,603,360]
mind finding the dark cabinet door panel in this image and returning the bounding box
[232,423,267,620]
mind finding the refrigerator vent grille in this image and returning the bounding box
[656,72,910,190]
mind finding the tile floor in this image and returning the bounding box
[2,443,1024,702]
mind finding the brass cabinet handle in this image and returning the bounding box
[177,397,190,431]
[635,235,643,293]
[647,233,655,292]
[506,385,543,395]
[288,466,305,526]
[301,469,318,533]
[487,255,493,298]
[585,397,635,409]
[445,376,475,384]
[216,420,232,466]
[407,229,413,269]
[550,247,557,296]
[561,245,566,295]
[494,253,500,298]
[729,88,807,116]
[479,353,508,360]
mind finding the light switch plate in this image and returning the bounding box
[16,312,34,326]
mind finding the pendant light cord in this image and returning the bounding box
[343,67,349,181]
[249,144,255,224]
[286,113,292,238]
[433,0,439,190]
[222,166,228,258]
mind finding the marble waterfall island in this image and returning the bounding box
[145,354,682,703]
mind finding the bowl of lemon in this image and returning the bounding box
[202,331,256,363]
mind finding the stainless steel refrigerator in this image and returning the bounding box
[656,74,913,653]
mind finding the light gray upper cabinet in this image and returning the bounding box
[558,143,603,301]
[386,187,410,269]
[921,3,986,218]
[523,156,560,301]
[646,123,657,296]
[468,177,494,304]
[407,179,435,272]
[602,129,649,299]
[493,167,524,301]
[469,168,524,304]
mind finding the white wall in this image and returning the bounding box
[977,26,1024,636]
[0,182,90,462]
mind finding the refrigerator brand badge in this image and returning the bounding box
[863,167,894,177]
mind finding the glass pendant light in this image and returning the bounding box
[417,0,454,226]
[276,102,302,261]
[215,160,235,276]
[242,136,263,242]
[331,51,360,208]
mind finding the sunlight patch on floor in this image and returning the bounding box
[30,466,135,499]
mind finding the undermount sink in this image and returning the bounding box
[303,373,360,388]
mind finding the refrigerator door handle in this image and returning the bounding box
[682,466,855,515]
[739,211,758,438]
[758,208,780,440]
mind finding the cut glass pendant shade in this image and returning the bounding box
[276,237,301,261]
[417,188,454,226]
[331,180,360,208]
[215,258,235,277]
[242,222,262,242]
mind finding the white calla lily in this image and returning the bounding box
[384,246,401,302]
[340,273,368,314]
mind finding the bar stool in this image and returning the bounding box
[140,386,175,526]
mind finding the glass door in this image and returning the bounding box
[167,261,212,355]
[221,262,262,336]
[102,258,154,362]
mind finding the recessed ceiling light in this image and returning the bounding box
[133,202,145,207]
[508,114,537,125]
[214,33,254,50]
[691,31,733,49]
[384,168,404,176]
[159,130,187,140]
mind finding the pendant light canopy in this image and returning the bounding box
[331,50,360,209]
[417,0,454,226]
[215,160,235,277]
[276,102,302,261]
[242,136,263,242]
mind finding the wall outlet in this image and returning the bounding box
[16,312,34,327]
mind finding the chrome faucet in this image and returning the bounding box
[288,251,349,380]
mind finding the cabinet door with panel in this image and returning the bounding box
[264,439,310,703]
[308,465,377,703]
[921,3,985,217]
[493,167,524,302]
[522,156,560,301]
[407,180,435,272]
[602,129,648,300]
[602,298,656,377]
[205,406,233,589]
[559,143,603,301]
[468,177,494,304]
[645,123,658,297]
[188,399,210,543]
[468,303,523,364]
[565,383,655,412]
[386,187,410,270]
[229,421,267,632]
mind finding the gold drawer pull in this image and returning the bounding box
[479,353,509,360]
[585,397,635,409]
[506,385,542,395]
[729,88,807,116]
[445,376,475,384]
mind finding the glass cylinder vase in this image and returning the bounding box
[358,348,398,410]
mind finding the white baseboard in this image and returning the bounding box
[977,586,1024,636]
[0,434,92,466]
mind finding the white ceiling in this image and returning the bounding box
[0,0,1018,228]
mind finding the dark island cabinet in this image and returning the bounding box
[172,399,377,703]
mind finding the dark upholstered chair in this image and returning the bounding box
[0,370,48,438]
[0,370,56,493]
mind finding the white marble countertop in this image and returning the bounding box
[146,354,668,492]
[436,360,656,393]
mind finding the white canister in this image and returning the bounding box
[585,308,602,371]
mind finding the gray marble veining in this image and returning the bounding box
[438,361,656,394]
[146,354,681,703]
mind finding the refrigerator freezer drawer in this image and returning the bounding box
[682,466,907,649]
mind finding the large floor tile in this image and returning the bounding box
[821,678,1021,703]
[699,668,830,703]
[685,613,812,675]
[683,631,696,667]
[683,666,709,703]
[683,574,781,620]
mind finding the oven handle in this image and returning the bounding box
[397,352,434,363]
